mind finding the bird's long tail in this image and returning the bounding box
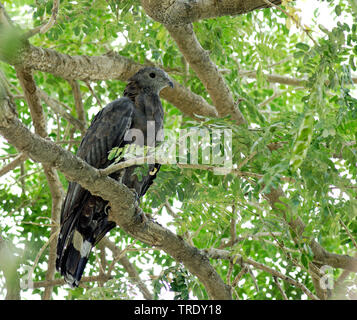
[56,197,115,287]
[56,225,93,287]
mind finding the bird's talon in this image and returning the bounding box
[134,204,147,223]
[129,188,140,203]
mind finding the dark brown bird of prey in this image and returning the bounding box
[56,67,173,287]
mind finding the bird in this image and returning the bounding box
[56,67,173,287]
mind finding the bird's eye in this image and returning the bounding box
[149,73,156,78]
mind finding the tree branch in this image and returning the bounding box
[273,276,288,300]
[15,66,64,300]
[0,152,27,177]
[32,275,113,289]
[101,237,153,300]
[67,79,86,135]
[8,45,217,119]
[141,0,282,25]
[204,247,319,300]
[37,89,86,133]
[101,156,294,183]
[1,2,218,120]
[240,69,357,86]
[166,23,246,125]
[219,231,283,249]
[15,67,47,137]
[0,2,13,27]
[240,70,306,86]
[264,186,357,273]
[24,0,60,38]
[310,240,357,272]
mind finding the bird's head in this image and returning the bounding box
[128,67,174,93]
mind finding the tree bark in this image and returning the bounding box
[10,45,218,119]
[141,0,282,25]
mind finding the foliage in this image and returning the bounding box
[0,0,356,300]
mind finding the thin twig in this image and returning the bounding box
[32,275,113,289]
[85,80,103,109]
[231,265,248,287]
[164,199,180,219]
[23,0,60,38]
[68,79,86,135]
[101,155,294,183]
[101,237,154,300]
[258,89,281,108]
[204,248,319,300]
[230,205,237,244]
[273,276,289,300]
[8,168,43,188]
[339,218,357,250]
[38,89,86,133]
[0,153,20,161]
[226,261,234,285]
[27,230,59,289]
[20,221,58,228]
[219,232,283,249]
[237,151,257,171]
[0,153,27,177]
[106,243,136,276]
[262,0,317,46]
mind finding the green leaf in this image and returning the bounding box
[293,51,305,59]
[300,253,309,269]
[290,113,314,171]
[296,42,310,51]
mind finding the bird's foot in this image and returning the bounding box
[128,188,147,223]
[129,188,140,203]
[134,202,147,224]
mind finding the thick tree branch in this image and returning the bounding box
[166,23,245,125]
[141,0,282,25]
[310,240,357,272]
[1,3,218,119]
[15,67,47,137]
[0,88,231,300]
[7,45,217,119]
